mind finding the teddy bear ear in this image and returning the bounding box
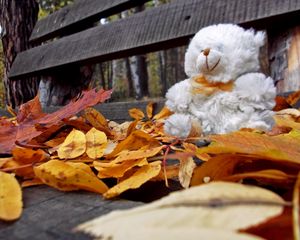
[254,30,266,48]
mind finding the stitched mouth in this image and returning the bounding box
[206,57,221,72]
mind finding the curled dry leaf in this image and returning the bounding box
[77,182,284,239]
[57,129,86,159]
[178,156,196,188]
[33,160,108,194]
[85,128,107,159]
[103,161,161,199]
[95,158,148,179]
[12,147,49,164]
[129,108,145,120]
[198,130,300,164]
[0,172,22,221]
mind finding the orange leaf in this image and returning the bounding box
[224,169,296,187]
[95,158,148,179]
[152,106,173,120]
[34,160,108,194]
[198,130,300,164]
[286,90,300,106]
[106,130,161,159]
[129,108,145,121]
[146,102,154,119]
[103,161,161,199]
[191,154,242,186]
[12,147,49,164]
[83,108,112,137]
[21,178,43,188]
[113,146,163,164]
[0,172,22,221]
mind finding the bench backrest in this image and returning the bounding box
[9,0,300,80]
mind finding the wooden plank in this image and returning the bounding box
[44,99,166,123]
[30,0,151,43]
[0,185,142,240]
[10,0,300,79]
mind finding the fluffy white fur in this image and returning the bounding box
[164,24,276,137]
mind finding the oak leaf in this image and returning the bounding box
[34,160,108,194]
[0,172,22,221]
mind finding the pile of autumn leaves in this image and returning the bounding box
[0,88,300,235]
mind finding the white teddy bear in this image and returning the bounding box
[164,24,276,138]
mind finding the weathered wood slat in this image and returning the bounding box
[30,0,151,43]
[10,0,300,79]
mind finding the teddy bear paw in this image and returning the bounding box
[164,114,193,138]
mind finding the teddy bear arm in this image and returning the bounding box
[165,79,193,113]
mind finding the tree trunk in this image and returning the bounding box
[0,0,39,108]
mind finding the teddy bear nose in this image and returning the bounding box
[202,48,210,56]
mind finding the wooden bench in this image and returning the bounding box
[3,0,300,239]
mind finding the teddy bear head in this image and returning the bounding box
[184,24,265,83]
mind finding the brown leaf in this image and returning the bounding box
[12,147,49,164]
[286,90,300,106]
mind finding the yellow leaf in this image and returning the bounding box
[34,160,108,194]
[85,128,107,159]
[198,130,300,164]
[106,130,160,159]
[95,158,148,179]
[146,102,154,119]
[178,156,196,189]
[129,108,145,120]
[0,172,22,221]
[57,129,86,159]
[152,106,173,120]
[66,162,95,176]
[103,161,161,199]
[113,146,163,164]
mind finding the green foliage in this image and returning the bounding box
[38,0,74,14]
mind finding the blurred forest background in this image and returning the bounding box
[0,0,188,108]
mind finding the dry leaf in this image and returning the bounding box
[198,130,300,164]
[12,147,49,164]
[95,158,148,179]
[146,102,154,119]
[57,129,86,159]
[129,108,145,120]
[77,182,284,239]
[83,108,112,136]
[85,128,107,159]
[103,161,161,199]
[293,172,300,240]
[178,156,196,188]
[34,160,108,194]
[0,172,22,221]
[106,130,160,159]
[152,106,173,120]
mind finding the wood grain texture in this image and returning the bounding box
[44,99,166,123]
[9,0,300,79]
[30,0,150,43]
[0,186,141,240]
[268,25,300,93]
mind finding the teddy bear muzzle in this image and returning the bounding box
[197,48,222,74]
